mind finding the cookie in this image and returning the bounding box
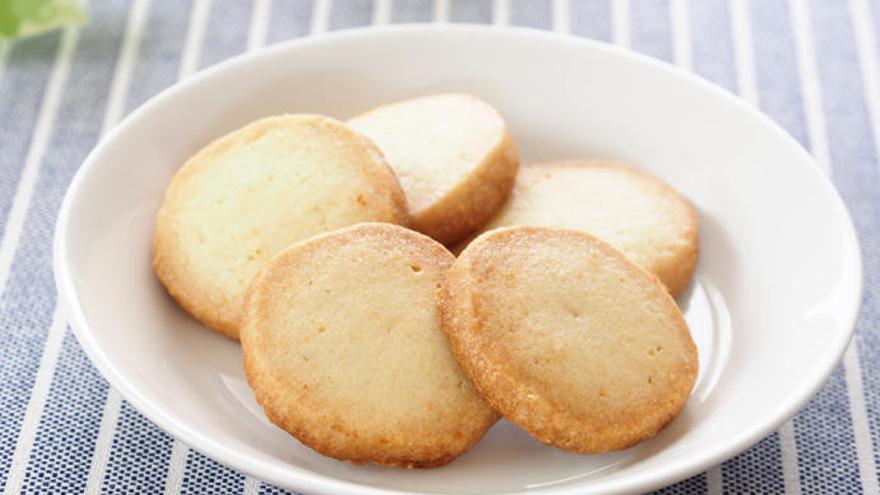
[461,160,698,296]
[439,226,698,453]
[153,115,409,340]
[348,93,519,244]
[240,223,498,467]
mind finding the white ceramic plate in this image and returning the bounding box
[55,26,862,495]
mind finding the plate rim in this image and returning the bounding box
[53,24,864,495]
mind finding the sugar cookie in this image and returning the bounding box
[440,226,698,453]
[462,160,698,296]
[349,94,519,244]
[241,223,498,467]
[153,115,409,339]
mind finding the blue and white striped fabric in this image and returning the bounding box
[0,1,877,493]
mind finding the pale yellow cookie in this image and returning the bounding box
[153,115,409,340]
[348,94,519,244]
[241,223,498,467]
[439,226,698,453]
[461,160,698,296]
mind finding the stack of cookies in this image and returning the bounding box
[153,94,699,468]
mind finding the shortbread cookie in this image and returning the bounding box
[241,223,498,467]
[153,115,409,340]
[348,94,519,244]
[439,226,698,453]
[463,160,698,296]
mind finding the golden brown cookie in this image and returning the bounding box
[439,226,698,453]
[153,115,409,340]
[348,94,519,244]
[460,160,698,296]
[240,223,498,467]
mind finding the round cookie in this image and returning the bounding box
[439,226,698,453]
[348,93,519,244]
[241,223,498,468]
[153,115,409,340]
[461,160,698,296]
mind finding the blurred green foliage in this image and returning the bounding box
[0,0,85,39]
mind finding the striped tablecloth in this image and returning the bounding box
[0,1,878,493]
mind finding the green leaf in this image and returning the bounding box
[0,0,86,39]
